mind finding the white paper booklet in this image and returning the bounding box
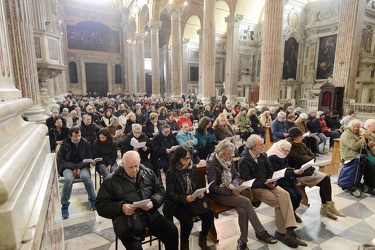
[132,199,151,208]
[170,145,180,151]
[230,179,255,190]
[131,137,146,148]
[265,168,287,184]
[83,158,103,163]
[191,181,214,197]
[300,159,315,171]
[115,129,123,137]
[224,137,233,141]
[303,132,317,138]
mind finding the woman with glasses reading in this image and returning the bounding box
[164,146,214,250]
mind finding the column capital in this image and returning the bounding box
[135,32,146,41]
[197,29,203,36]
[167,2,184,20]
[225,14,243,25]
[147,20,162,33]
[182,38,190,44]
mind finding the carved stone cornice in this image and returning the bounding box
[147,20,162,33]
[225,14,243,26]
[167,2,184,20]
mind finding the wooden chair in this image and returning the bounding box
[263,126,274,152]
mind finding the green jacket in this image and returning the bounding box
[339,127,366,161]
[235,114,253,133]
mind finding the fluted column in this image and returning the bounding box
[148,20,162,97]
[121,19,129,91]
[225,14,243,104]
[332,0,365,100]
[197,29,203,96]
[168,1,184,98]
[127,41,137,94]
[136,32,146,94]
[182,38,190,96]
[201,0,216,104]
[258,0,283,107]
[5,0,40,105]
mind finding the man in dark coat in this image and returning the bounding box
[80,115,100,145]
[96,151,178,250]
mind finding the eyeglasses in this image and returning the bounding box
[282,148,290,153]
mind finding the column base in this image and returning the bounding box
[24,105,49,124]
[49,98,60,112]
[200,96,211,105]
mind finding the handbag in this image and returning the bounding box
[113,210,145,239]
[188,196,212,214]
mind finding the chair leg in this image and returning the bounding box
[94,170,97,190]
[115,235,118,250]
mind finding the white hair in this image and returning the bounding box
[364,119,375,129]
[275,140,291,151]
[347,119,362,128]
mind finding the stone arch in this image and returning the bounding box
[182,15,201,42]
[216,1,230,34]
[138,3,150,32]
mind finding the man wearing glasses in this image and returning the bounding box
[270,112,289,142]
[238,134,307,248]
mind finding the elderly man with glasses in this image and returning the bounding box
[270,112,289,142]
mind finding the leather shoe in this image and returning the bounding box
[275,231,297,248]
[237,239,249,250]
[294,212,302,223]
[366,189,375,196]
[256,231,278,244]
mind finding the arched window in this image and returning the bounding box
[115,64,122,85]
[69,62,78,83]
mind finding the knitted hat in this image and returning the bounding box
[288,127,303,139]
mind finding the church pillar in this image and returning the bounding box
[197,29,203,96]
[168,1,184,99]
[201,0,216,104]
[4,0,48,122]
[136,32,146,94]
[332,0,365,101]
[225,14,243,104]
[162,45,172,97]
[182,38,190,96]
[258,0,283,108]
[127,41,137,94]
[148,20,162,97]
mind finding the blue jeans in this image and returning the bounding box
[61,167,96,206]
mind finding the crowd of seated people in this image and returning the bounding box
[46,92,370,249]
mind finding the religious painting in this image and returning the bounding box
[67,21,120,53]
[282,37,299,80]
[316,35,337,79]
[189,65,199,82]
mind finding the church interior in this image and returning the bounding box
[1,0,375,249]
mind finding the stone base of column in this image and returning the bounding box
[257,99,280,110]
[171,95,182,100]
[49,98,60,112]
[152,94,161,98]
[54,94,65,104]
[226,95,237,105]
[24,105,49,124]
[200,96,211,105]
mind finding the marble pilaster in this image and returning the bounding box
[182,38,190,96]
[167,1,184,99]
[201,0,216,104]
[258,0,284,108]
[127,41,137,94]
[136,32,146,94]
[197,29,203,96]
[225,14,243,104]
[332,0,366,100]
[148,20,162,97]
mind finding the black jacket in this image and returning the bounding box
[144,119,162,138]
[57,137,92,176]
[80,122,100,145]
[268,155,297,187]
[92,140,118,167]
[49,127,69,151]
[150,132,178,162]
[96,165,165,228]
[307,115,322,133]
[121,132,152,159]
[238,147,273,189]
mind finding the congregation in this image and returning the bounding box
[49,93,375,250]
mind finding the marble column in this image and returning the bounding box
[127,41,137,94]
[182,38,190,96]
[201,0,216,104]
[258,0,284,108]
[136,32,146,94]
[197,29,203,96]
[167,1,184,99]
[225,14,243,104]
[332,0,365,100]
[4,0,48,122]
[162,45,171,97]
[121,20,129,92]
[148,20,162,97]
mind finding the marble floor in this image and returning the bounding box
[61,149,375,250]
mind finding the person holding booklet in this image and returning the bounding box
[96,151,178,250]
[238,135,307,248]
[286,127,346,220]
[266,140,305,223]
[164,146,214,250]
[206,141,277,250]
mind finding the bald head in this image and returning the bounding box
[122,151,141,178]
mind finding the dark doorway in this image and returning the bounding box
[146,73,152,97]
[85,63,108,96]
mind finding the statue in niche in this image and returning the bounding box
[361,25,373,54]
